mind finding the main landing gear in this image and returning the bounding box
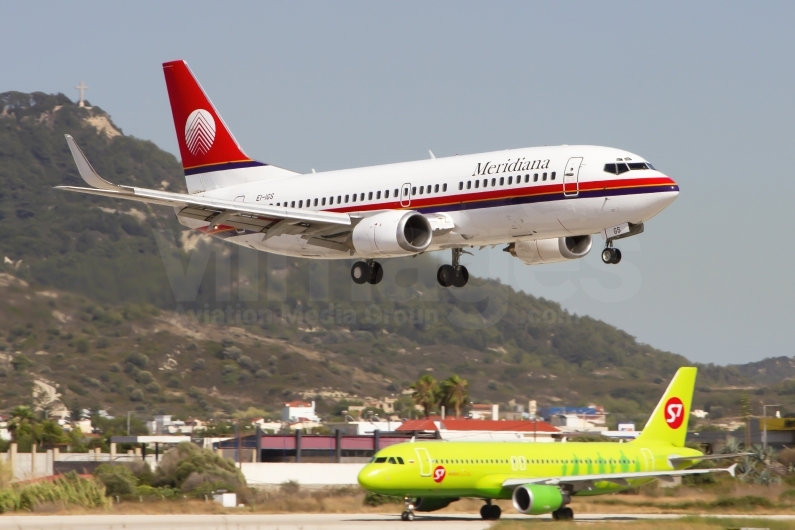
[601,243,622,265]
[479,500,501,520]
[437,248,469,288]
[551,506,574,521]
[351,259,383,285]
[400,497,416,521]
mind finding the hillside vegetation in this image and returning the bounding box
[0,92,790,423]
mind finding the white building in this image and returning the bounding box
[282,401,319,423]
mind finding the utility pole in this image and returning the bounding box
[237,419,242,469]
[127,411,131,435]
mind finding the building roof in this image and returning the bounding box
[397,419,558,433]
[284,401,312,407]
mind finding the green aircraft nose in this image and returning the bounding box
[358,465,380,490]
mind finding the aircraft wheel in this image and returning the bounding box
[612,248,622,264]
[453,266,469,288]
[367,261,384,285]
[401,510,414,521]
[551,508,561,520]
[601,248,613,264]
[490,505,502,520]
[562,507,574,520]
[437,264,455,287]
[351,261,370,284]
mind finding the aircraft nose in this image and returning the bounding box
[358,466,379,491]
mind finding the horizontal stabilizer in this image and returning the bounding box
[669,453,752,466]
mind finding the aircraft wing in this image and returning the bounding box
[501,463,737,490]
[668,453,752,466]
[57,135,352,246]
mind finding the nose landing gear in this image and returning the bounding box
[601,246,622,265]
[479,500,501,520]
[350,259,384,285]
[437,248,469,288]
[400,497,416,521]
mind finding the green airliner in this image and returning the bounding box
[358,367,739,521]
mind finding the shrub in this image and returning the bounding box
[145,382,161,394]
[221,365,237,375]
[223,346,242,361]
[238,355,258,372]
[109,363,121,373]
[38,366,51,374]
[125,352,149,368]
[153,442,245,495]
[95,337,109,349]
[192,358,206,371]
[280,480,300,495]
[167,377,180,388]
[255,369,270,378]
[129,389,144,402]
[136,371,154,384]
[363,492,403,506]
[778,448,795,468]
[11,354,32,372]
[94,464,137,496]
[75,338,90,353]
[53,352,65,361]
[0,367,7,378]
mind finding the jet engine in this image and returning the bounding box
[352,210,432,257]
[413,497,460,512]
[506,235,592,265]
[511,484,564,515]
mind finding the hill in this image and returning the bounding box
[0,91,790,425]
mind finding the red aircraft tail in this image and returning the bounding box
[162,60,261,176]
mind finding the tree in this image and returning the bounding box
[411,374,439,419]
[439,375,469,418]
[8,405,37,443]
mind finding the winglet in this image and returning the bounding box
[64,134,125,191]
[727,463,737,478]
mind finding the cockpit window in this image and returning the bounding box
[387,457,396,464]
[603,163,630,175]
[374,457,387,463]
[628,162,653,170]
[397,457,405,465]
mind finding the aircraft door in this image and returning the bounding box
[400,183,412,207]
[563,157,583,196]
[640,448,654,471]
[414,447,432,477]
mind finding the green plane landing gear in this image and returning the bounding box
[551,506,574,520]
[479,500,501,520]
[401,497,415,521]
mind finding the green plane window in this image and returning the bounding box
[397,457,404,465]
[388,457,396,464]
[374,457,387,463]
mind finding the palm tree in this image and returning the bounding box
[8,405,36,443]
[411,375,439,419]
[439,375,469,418]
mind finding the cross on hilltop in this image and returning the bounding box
[75,81,88,107]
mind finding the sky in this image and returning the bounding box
[1,1,793,365]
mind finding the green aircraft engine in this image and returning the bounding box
[511,484,564,515]
[413,497,460,512]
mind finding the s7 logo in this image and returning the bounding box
[664,397,685,429]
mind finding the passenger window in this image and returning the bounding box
[291,201,295,207]
[394,189,399,197]
[403,188,408,196]
[543,173,547,181]
[344,195,349,203]
[551,172,556,180]
[483,179,487,187]
[459,182,463,190]
[427,185,431,193]
[299,200,303,208]
[359,193,363,201]
[499,177,504,185]
[374,457,387,463]
[525,174,530,183]
[418,187,423,195]
[277,202,280,206]
[508,176,512,185]
[377,191,381,199]
[337,196,341,203]
[412,187,416,195]
[314,199,318,206]
[443,183,447,192]
[534,173,539,182]
[491,178,496,186]
[467,181,471,189]
[434,184,439,193]
[368,192,373,200]
[329,197,334,205]
[475,180,479,188]
[385,190,389,198]
[352,194,357,203]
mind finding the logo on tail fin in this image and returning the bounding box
[664,397,684,429]
[184,109,216,156]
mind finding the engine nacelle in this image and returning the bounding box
[352,210,432,257]
[413,497,459,512]
[507,235,592,265]
[511,484,564,515]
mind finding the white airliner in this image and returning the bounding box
[58,60,679,287]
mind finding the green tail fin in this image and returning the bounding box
[634,367,697,447]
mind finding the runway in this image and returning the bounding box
[0,513,793,529]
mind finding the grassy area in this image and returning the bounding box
[493,517,793,530]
